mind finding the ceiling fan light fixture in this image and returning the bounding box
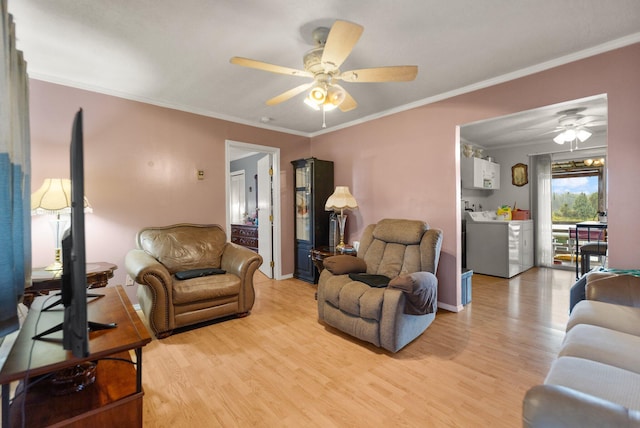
[326,84,345,107]
[304,97,320,110]
[308,85,327,104]
[564,129,577,141]
[577,129,592,142]
[553,133,566,144]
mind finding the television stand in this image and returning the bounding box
[32,293,117,342]
[0,286,151,428]
[40,290,105,312]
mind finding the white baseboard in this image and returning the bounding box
[437,301,464,312]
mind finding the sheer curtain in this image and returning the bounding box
[530,154,553,267]
[1,0,31,337]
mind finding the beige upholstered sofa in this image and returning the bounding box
[125,223,262,338]
[523,272,640,427]
[317,218,443,353]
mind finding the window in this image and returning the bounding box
[552,158,605,222]
[551,157,606,266]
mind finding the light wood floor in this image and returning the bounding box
[141,267,576,427]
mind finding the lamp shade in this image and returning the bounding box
[31,178,92,215]
[325,186,358,211]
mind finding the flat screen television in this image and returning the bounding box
[33,109,115,358]
[63,108,90,357]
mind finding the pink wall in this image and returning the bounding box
[29,43,640,308]
[29,80,309,303]
[311,43,640,308]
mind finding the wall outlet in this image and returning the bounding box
[125,275,135,286]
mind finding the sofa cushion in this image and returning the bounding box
[545,356,640,411]
[172,273,240,305]
[324,255,366,275]
[362,240,422,278]
[560,324,640,374]
[568,300,640,336]
[372,219,427,244]
[138,225,227,273]
[322,274,385,320]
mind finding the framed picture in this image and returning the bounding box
[511,163,528,187]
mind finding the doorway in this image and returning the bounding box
[551,151,607,270]
[459,94,608,274]
[225,140,282,279]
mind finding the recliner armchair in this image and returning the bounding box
[317,218,443,352]
[125,223,262,338]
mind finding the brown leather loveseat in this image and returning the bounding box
[125,223,262,338]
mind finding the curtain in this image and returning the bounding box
[529,154,553,267]
[0,0,31,337]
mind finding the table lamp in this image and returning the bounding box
[325,186,358,251]
[31,178,92,270]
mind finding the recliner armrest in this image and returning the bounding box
[586,272,640,307]
[523,384,640,428]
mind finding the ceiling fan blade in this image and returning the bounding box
[338,66,418,82]
[266,82,313,106]
[338,88,357,112]
[582,120,607,127]
[321,20,364,70]
[230,57,312,78]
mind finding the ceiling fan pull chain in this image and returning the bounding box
[322,108,327,128]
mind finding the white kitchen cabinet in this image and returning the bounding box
[461,157,500,189]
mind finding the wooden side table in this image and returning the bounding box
[25,262,117,306]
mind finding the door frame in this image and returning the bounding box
[225,140,282,280]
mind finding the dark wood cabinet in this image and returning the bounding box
[291,158,334,283]
[231,224,258,252]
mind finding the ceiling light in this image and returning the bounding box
[304,97,320,110]
[576,129,592,142]
[326,84,345,107]
[308,85,326,104]
[553,127,592,146]
[553,133,565,144]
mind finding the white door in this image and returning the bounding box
[257,155,273,278]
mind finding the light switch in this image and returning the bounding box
[197,170,205,180]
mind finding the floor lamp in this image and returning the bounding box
[31,178,92,270]
[325,186,358,251]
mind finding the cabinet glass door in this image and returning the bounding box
[295,164,311,241]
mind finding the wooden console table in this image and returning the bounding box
[0,285,151,427]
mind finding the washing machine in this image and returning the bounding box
[465,211,534,278]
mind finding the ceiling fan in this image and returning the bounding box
[551,108,605,147]
[230,20,418,115]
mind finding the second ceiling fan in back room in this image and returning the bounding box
[550,108,606,151]
[230,20,418,128]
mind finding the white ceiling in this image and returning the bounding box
[8,1,640,138]
[461,94,608,149]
